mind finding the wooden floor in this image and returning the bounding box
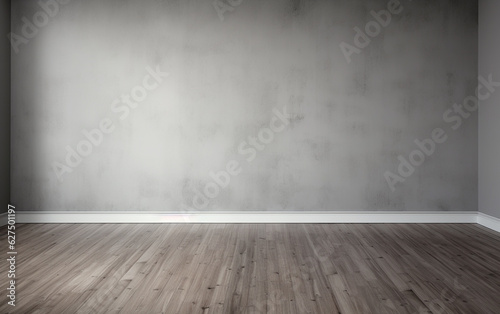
[1,223,499,314]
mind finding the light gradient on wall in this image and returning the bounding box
[11,0,478,211]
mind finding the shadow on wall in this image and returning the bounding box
[0,0,10,213]
[10,0,478,212]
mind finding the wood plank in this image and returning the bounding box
[0,223,499,313]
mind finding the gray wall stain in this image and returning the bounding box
[0,0,9,212]
[11,0,478,211]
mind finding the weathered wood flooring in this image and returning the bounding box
[0,223,499,313]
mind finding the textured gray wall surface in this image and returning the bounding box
[1,0,10,213]
[11,0,478,211]
[479,0,500,219]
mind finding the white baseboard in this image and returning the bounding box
[2,211,498,233]
[12,210,478,224]
[477,212,500,233]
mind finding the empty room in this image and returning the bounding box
[1,0,500,313]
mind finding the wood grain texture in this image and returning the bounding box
[0,223,499,313]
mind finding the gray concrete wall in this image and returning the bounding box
[11,0,478,211]
[0,0,10,213]
[479,0,500,219]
